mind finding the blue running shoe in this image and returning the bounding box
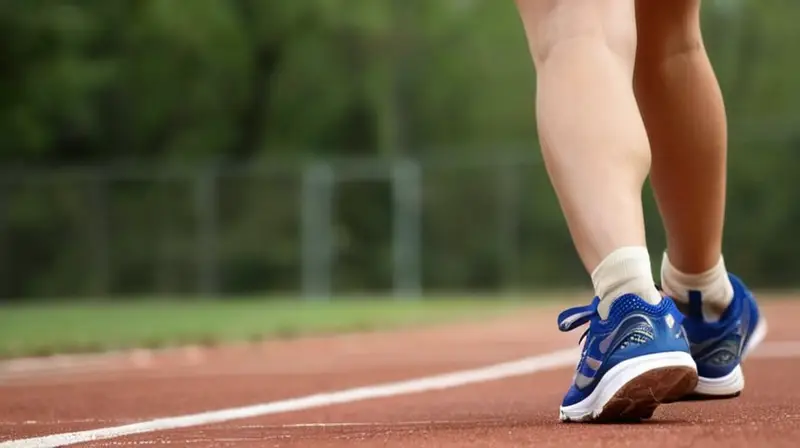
[675,273,768,400]
[557,294,698,422]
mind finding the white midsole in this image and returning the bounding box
[694,364,744,396]
[559,351,696,421]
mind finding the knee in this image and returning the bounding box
[516,0,637,68]
[635,0,704,61]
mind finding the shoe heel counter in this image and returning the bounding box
[605,309,689,367]
[695,335,742,379]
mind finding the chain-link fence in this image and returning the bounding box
[4,145,800,301]
[0,154,592,300]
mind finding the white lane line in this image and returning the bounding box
[0,420,126,426]
[3,340,799,448]
[0,347,580,448]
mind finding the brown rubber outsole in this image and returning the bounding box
[564,366,699,423]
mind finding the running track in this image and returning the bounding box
[2,299,800,447]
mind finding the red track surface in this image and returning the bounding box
[2,300,800,447]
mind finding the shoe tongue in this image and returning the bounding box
[687,290,704,318]
[687,289,738,325]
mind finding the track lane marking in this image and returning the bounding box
[2,340,798,448]
[0,347,579,447]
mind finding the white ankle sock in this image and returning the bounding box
[591,246,662,320]
[660,252,733,322]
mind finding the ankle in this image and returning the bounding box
[591,246,662,319]
[660,252,733,322]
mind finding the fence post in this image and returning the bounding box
[301,163,335,300]
[89,172,111,297]
[392,159,422,300]
[497,160,521,296]
[195,169,219,297]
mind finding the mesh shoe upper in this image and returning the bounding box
[558,294,691,407]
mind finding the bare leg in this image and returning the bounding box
[515,0,661,318]
[634,0,733,320]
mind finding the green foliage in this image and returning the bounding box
[0,1,798,299]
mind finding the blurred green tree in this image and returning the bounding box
[0,0,797,299]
